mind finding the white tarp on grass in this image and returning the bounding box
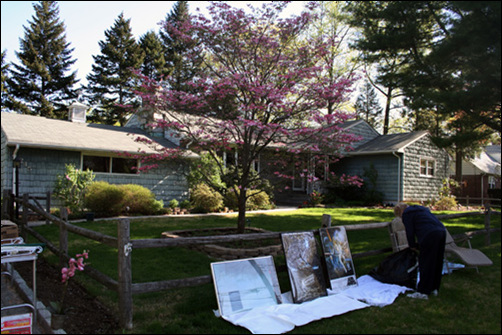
[216,275,411,334]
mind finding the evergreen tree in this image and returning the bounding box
[1,50,9,110]
[347,1,500,182]
[159,1,204,91]
[6,1,78,118]
[139,31,167,81]
[355,80,382,130]
[85,13,144,126]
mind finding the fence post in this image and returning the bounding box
[21,193,29,240]
[322,214,332,227]
[118,218,133,330]
[2,189,11,219]
[59,208,68,267]
[484,204,491,246]
[46,191,51,225]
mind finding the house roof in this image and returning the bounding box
[470,145,501,176]
[347,131,430,155]
[485,145,501,164]
[1,112,197,158]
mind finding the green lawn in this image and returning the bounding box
[28,207,501,334]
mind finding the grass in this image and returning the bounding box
[27,207,501,334]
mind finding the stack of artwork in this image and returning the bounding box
[211,226,358,317]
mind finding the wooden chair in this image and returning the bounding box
[388,218,409,252]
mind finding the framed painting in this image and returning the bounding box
[210,255,282,316]
[281,231,327,303]
[319,226,357,293]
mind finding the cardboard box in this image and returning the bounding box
[1,220,19,240]
[1,313,32,334]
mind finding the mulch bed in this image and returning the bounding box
[14,257,119,334]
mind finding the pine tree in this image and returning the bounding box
[355,80,383,131]
[85,13,144,126]
[6,1,78,118]
[1,50,9,110]
[159,1,203,91]
[139,31,167,81]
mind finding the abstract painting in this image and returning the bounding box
[281,231,327,303]
[211,256,282,316]
[319,226,357,292]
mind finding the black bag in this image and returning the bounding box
[369,248,419,289]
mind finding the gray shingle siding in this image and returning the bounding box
[334,132,449,205]
[343,120,380,150]
[402,136,449,202]
[1,145,189,208]
[333,155,401,204]
[1,146,80,202]
[95,161,189,203]
[1,131,8,193]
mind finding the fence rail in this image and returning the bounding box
[457,196,500,206]
[2,191,499,330]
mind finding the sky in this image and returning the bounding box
[1,1,308,87]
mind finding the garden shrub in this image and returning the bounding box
[433,196,458,210]
[85,181,124,217]
[191,183,223,213]
[247,190,273,210]
[224,188,273,211]
[120,184,162,215]
[85,182,164,216]
[53,164,95,213]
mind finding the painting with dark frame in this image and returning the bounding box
[319,226,357,292]
[211,256,282,316]
[281,231,327,303]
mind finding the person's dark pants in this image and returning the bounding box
[417,230,446,295]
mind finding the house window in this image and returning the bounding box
[112,158,138,174]
[488,176,496,189]
[420,158,435,177]
[83,155,138,174]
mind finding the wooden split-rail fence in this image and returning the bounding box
[2,191,500,330]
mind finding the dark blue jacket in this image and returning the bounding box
[402,205,446,249]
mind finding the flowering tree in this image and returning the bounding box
[137,1,361,233]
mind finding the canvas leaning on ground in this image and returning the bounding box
[319,226,358,292]
[210,256,282,316]
[281,231,327,303]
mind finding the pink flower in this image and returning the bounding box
[61,267,70,283]
[54,250,90,314]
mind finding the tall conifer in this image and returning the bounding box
[1,50,9,110]
[7,1,78,118]
[355,80,383,131]
[160,1,203,92]
[86,13,143,126]
[139,31,167,81]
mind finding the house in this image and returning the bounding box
[451,145,501,205]
[1,108,197,209]
[280,119,450,206]
[130,110,449,206]
[332,120,450,205]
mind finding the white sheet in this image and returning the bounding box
[216,275,411,334]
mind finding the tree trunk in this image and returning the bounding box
[237,188,247,234]
[383,87,392,135]
[455,148,463,183]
